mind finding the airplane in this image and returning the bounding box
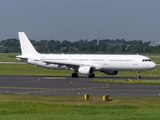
[16,32,156,78]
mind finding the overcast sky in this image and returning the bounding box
[0,0,160,42]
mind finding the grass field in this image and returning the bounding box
[0,53,19,62]
[0,95,160,120]
[0,53,160,119]
[92,79,160,85]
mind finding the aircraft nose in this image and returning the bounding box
[151,62,156,69]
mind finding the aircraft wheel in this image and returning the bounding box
[88,73,95,78]
[137,75,141,79]
[72,73,78,78]
[136,71,141,79]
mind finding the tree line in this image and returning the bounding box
[0,38,160,54]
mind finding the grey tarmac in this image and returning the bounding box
[0,75,160,97]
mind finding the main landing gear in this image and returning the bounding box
[88,73,95,78]
[72,73,78,78]
[137,71,141,79]
[71,72,95,78]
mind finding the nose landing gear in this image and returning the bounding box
[137,71,141,79]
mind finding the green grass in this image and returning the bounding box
[0,95,160,120]
[0,53,19,62]
[148,55,160,64]
[0,63,74,75]
[92,79,160,85]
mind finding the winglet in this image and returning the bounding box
[18,32,39,55]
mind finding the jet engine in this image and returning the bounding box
[78,66,94,75]
[101,71,118,75]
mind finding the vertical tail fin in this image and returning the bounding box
[18,32,39,55]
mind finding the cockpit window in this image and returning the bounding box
[142,59,151,62]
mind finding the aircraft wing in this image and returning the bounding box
[42,60,101,70]
[43,60,94,67]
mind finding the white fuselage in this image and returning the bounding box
[16,32,156,78]
[23,54,156,71]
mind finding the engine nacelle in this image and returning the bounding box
[101,71,118,75]
[78,66,94,75]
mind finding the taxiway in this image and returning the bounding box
[0,75,160,97]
